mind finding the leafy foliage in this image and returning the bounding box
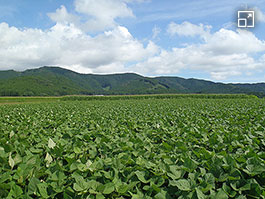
[0,98,264,198]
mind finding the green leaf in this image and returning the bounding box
[29,147,43,154]
[63,192,73,199]
[171,179,191,191]
[73,183,85,192]
[48,138,56,149]
[135,171,149,183]
[37,183,49,198]
[89,149,97,159]
[45,152,53,165]
[239,183,251,191]
[14,153,22,165]
[28,177,41,195]
[196,188,206,199]
[168,165,182,179]
[0,172,11,183]
[73,176,89,192]
[154,190,167,199]
[116,184,128,194]
[9,131,15,139]
[87,180,101,190]
[9,153,15,169]
[130,188,144,199]
[74,146,82,154]
[96,193,105,199]
[215,189,228,199]
[103,182,115,194]
[77,163,89,172]
[11,184,23,197]
[183,157,197,172]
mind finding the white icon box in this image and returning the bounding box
[238,11,254,28]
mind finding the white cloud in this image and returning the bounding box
[47,0,146,32]
[75,0,134,32]
[1,19,264,81]
[0,0,159,75]
[167,21,212,39]
[134,22,265,80]
[0,22,158,73]
[74,0,133,18]
[202,28,265,54]
[152,25,161,39]
[1,0,265,83]
[254,7,265,22]
[48,5,79,25]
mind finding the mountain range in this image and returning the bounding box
[0,66,264,97]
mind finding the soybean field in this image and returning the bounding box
[0,97,265,198]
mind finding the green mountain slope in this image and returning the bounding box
[0,66,264,96]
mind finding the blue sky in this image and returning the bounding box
[0,0,265,82]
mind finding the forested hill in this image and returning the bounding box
[0,66,264,97]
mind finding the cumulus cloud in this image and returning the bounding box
[135,22,265,80]
[48,0,135,32]
[202,28,265,54]
[48,5,79,25]
[74,0,133,18]
[167,21,212,39]
[0,22,158,73]
[76,0,134,32]
[0,0,160,74]
[1,0,265,82]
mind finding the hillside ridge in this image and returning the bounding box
[0,66,264,97]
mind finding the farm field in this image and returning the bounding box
[0,97,60,105]
[0,98,265,198]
